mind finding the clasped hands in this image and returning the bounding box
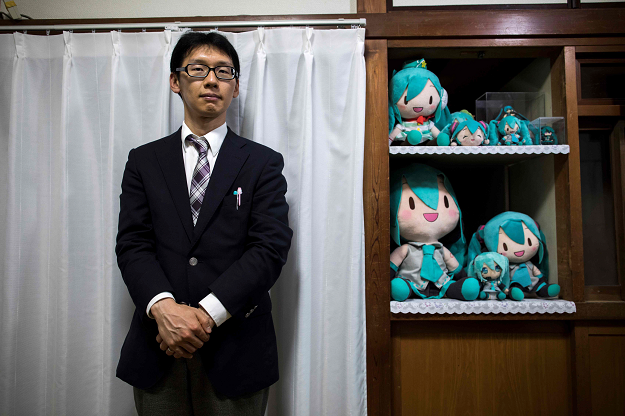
[151,298,215,359]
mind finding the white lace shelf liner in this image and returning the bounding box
[389,145,570,156]
[391,298,577,315]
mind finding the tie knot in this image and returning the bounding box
[422,245,436,255]
[186,134,209,155]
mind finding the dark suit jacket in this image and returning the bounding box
[115,127,292,397]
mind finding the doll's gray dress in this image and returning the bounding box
[510,261,540,290]
[397,242,452,294]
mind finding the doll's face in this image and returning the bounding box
[397,176,459,243]
[480,263,502,281]
[396,80,440,119]
[456,126,484,146]
[497,222,540,264]
[503,122,518,135]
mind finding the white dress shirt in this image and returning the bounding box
[146,121,232,326]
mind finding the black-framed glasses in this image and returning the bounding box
[176,64,238,80]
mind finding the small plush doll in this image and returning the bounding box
[491,105,538,144]
[540,126,558,145]
[388,59,450,146]
[390,163,480,301]
[468,212,560,301]
[467,252,510,300]
[488,115,532,146]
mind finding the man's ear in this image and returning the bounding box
[170,72,181,94]
[233,79,240,98]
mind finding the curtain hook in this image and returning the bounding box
[46,30,50,36]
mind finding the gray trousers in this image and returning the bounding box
[133,353,269,416]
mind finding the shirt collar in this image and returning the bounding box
[181,121,228,157]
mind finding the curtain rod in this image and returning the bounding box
[0,18,366,32]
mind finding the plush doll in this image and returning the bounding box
[468,212,560,301]
[388,59,451,146]
[437,111,489,146]
[467,252,510,300]
[540,126,558,145]
[488,115,532,146]
[390,163,479,301]
[491,105,538,145]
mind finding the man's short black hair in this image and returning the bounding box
[170,32,240,77]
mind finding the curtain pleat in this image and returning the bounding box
[0,28,366,416]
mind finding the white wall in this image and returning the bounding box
[1,0,356,20]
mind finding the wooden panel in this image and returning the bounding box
[363,9,625,39]
[389,38,625,48]
[552,49,574,301]
[572,323,592,416]
[364,38,391,416]
[610,121,625,301]
[585,286,622,301]
[358,0,386,13]
[394,321,572,416]
[589,332,625,416]
[578,105,625,116]
[563,46,586,302]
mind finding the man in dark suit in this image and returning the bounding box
[115,32,292,415]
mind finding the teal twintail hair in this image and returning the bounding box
[467,252,510,287]
[388,59,448,134]
[467,211,549,279]
[390,163,466,269]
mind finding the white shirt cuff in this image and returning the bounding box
[147,292,175,318]
[199,293,231,327]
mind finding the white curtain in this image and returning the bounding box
[0,28,366,416]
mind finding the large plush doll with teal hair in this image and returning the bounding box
[388,59,451,146]
[467,212,560,301]
[436,110,489,146]
[390,163,480,301]
[467,252,510,300]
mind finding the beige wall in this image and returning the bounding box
[1,0,356,20]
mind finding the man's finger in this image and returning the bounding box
[159,341,168,351]
[179,341,199,354]
[156,334,163,343]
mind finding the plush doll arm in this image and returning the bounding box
[391,244,409,271]
[430,125,441,139]
[442,246,460,274]
[389,124,405,143]
[532,265,543,278]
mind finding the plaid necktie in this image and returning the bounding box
[186,134,210,225]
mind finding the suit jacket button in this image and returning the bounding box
[189,257,198,266]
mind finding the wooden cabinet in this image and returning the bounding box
[361,7,625,416]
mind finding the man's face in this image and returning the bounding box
[170,46,239,124]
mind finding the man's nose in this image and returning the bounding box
[203,70,219,86]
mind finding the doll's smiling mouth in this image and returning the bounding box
[413,107,423,113]
[514,250,525,257]
[423,213,438,222]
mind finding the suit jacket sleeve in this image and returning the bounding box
[116,148,175,314]
[208,150,292,319]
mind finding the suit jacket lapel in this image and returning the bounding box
[192,128,249,244]
[155,128,194,242]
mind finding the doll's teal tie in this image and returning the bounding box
[512,263,532,287]
[421,244,444,283]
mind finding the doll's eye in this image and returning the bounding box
[429,96,433,105]
[528,238,532,246]
[409,197,415,210]
[444,195,449,208]
[503,243,508,251]
[404,95,409,105]
[495,266,502,272]
[481,268,488,274]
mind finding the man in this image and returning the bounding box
[115,32,292,415]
